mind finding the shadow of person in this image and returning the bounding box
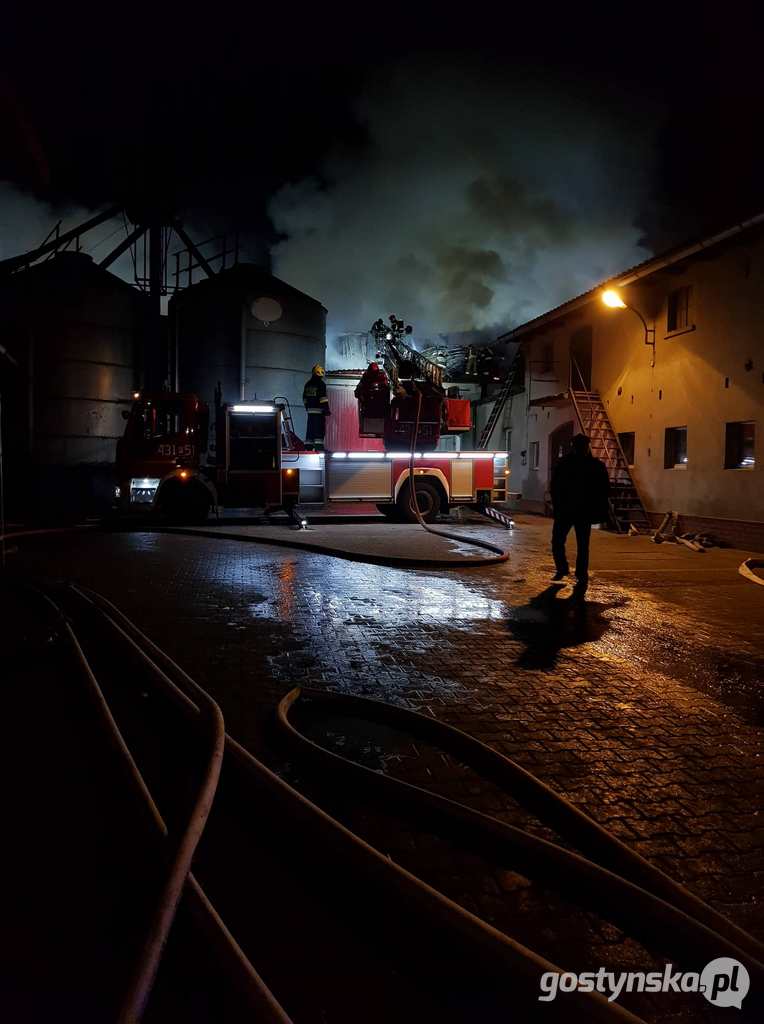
[506,583,625,670]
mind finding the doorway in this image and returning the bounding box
[549,420,575,476]
[569,327,592,391]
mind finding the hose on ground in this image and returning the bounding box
[276,686,764,991]
[67,584,293,1024]
[76,584,644,1022]
[406,386,509,564]
[31,582,290,1024]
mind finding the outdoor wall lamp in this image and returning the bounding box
[602,288,656,367]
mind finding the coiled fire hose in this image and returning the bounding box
[406,387,509,564]
[276,687,764,1008]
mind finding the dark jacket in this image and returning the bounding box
[303,375,329,414]
[550,452,610,524]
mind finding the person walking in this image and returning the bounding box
[302,364,330,450]
[550,433,610,591]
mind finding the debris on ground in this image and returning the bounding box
[628,511,720,551]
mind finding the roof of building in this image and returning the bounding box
[170,262,327,312]
[0,250,150,304]
[497,210,764,343]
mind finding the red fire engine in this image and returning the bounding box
[114,315,510,524]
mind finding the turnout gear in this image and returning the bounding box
[303,369,331,449]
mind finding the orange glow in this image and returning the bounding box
[179,470,189,479]
[602,288,626,309]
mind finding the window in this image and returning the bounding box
[540,342,554,374]
[505,428,512,452]
[725,421,755,469]
[133,399,189,440]
[618,431,635,466]
[529,441,539,470]
[664,426,688,468]
[667,286,692,333]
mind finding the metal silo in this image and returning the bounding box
[0,251,146,517]
[171,264,326,440]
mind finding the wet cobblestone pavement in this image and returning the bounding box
[11,517,764,1022]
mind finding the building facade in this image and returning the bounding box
[491,216,764,550]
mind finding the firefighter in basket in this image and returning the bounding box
[303,364,331,450]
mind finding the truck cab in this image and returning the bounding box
[115,394,298,522]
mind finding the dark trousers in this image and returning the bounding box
[552,517,592,580]
[305,411,326,446]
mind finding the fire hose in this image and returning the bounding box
[19,581,764,1020]
[276,687,764,1002]
[64,584,645,1022]
[28,581,290,1024]
[406,387,509,564]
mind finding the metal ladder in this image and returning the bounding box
[569,389,650,533]
[274,396,303,450]
[478,351,521,449]
[382,336,444,390]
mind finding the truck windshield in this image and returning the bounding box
[132,400,189,439]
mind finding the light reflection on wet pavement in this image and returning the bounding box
[12,522,764,1020]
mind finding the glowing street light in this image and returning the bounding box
[601,287,655,367]
[602,288,626,309]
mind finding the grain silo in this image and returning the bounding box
[170,264,326,439]
[0,251,147,518]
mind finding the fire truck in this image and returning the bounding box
[115,392,300,522]
[114,390,508,523]
[114,315,510,523]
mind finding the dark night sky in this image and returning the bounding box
[2,2,764,331]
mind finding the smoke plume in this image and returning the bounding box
[269,65,653,364]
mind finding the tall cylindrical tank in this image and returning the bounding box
[171,264,326,441]
[0,251,146,517]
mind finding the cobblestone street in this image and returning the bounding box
[12,516,764,1021]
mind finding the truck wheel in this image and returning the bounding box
[397,479,441,523]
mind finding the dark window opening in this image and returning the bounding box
[667,286,691,333]
[569,326,593,391]
[540,343,554,374]
[664,426,688,468]
[724,421,755,469]
[618,431,635,465]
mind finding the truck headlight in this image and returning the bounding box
[129,477,160,504]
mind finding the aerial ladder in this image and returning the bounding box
[370,315,445,392]
[363,315,466,450]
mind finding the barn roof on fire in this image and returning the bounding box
[497,210,764,343]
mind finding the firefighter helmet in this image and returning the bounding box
[312,364,325,377]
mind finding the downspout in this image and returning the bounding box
[240,302,248,401]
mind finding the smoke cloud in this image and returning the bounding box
[269,65,653,364]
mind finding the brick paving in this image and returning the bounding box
[12,518,764,1021]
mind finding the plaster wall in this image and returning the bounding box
[504,233,764,525]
